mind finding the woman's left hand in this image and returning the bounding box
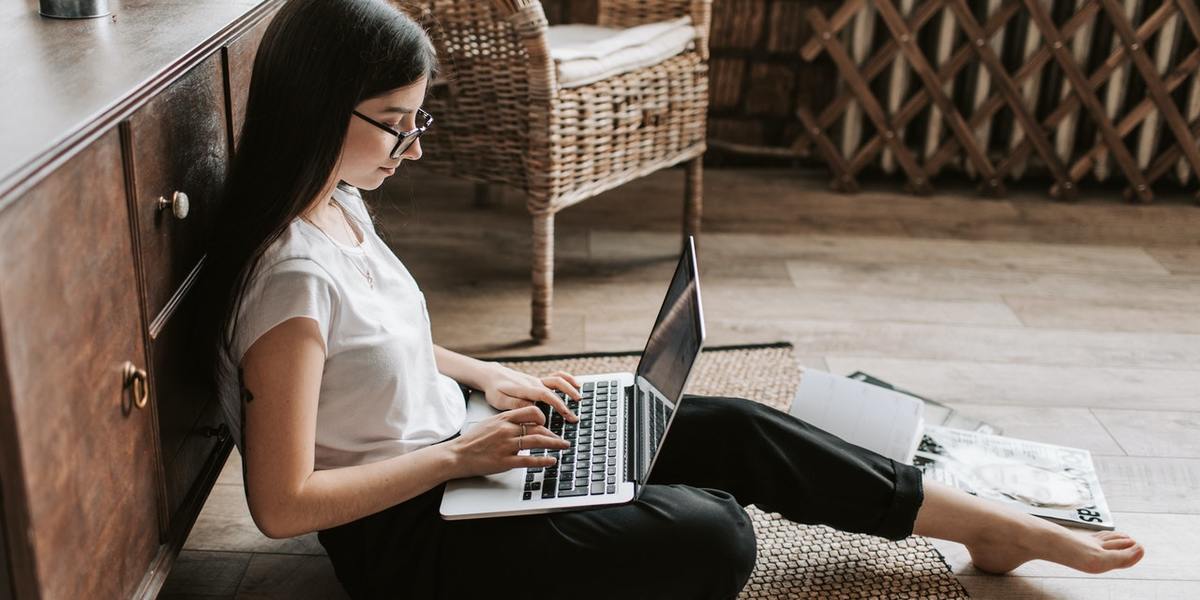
[479,364,581,423]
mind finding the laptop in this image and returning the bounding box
[440,235,706,520]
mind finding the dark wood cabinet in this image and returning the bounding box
[125,51,232,512]
[127,51,230,326]
[0,1,283,597]
[153,285,229,537]
[0,128,161,599]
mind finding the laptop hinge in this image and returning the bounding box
[625,384,637,484]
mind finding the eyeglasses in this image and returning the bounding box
[352,107,433,159]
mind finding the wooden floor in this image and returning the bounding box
[160,166,1200,599]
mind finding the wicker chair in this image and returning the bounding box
[408,0,711,341]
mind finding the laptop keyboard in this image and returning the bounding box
[646,390,673,459]
[523,380,621,501]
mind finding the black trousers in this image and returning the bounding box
[317,394,924,600]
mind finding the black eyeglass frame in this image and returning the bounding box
[352,107,433,159]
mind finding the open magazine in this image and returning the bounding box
[790,369,1114,531]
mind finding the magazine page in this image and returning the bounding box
[847,371,1002,435]
[914,425,1114,530]
[791,369,924,464]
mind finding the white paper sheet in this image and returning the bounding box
[789,369,924,464]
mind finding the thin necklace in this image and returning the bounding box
[334,200,375,288]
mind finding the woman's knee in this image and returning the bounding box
[679,394,764,433]
[659,486,758,594]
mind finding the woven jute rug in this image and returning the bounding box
[492,342,969,600]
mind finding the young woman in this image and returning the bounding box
[196,1,1144,598]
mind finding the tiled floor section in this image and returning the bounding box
[160,167,1200,599]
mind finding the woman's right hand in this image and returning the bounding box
[447,405,570,479]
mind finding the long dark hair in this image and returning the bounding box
[194,0,437,407]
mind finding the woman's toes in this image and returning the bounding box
[1113,545,1145,570]
[1085,541,1145,573]
[1102,537,1137,550]
[1122,544,1146,567]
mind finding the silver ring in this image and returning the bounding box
[517,423,529,453]
[521,423,528,437]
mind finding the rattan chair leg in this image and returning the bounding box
[531,211,554,341]
[683,157,703,242]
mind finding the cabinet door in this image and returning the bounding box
[0,128,160,599]
[152,281,230,535]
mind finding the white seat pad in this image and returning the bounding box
[546,16,696,88]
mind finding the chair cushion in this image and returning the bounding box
[546,16,696,88]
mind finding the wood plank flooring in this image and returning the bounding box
[160,166,1200,599]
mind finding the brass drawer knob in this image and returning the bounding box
[157,190,190,220]
[122,361,149,409]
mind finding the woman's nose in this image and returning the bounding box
[402,138,422,161]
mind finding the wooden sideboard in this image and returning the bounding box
[0,1,282,597]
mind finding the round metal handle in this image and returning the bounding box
[122,361,149,410]
[157,191,190,220]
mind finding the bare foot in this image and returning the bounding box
[913,481,1146,575]
[966,521,1145,575]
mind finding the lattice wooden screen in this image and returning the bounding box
[798,0,1200,202]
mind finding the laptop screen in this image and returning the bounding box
[635,242,703,403]
[632,236,705,483]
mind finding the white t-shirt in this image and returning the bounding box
[223,184,467,470]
